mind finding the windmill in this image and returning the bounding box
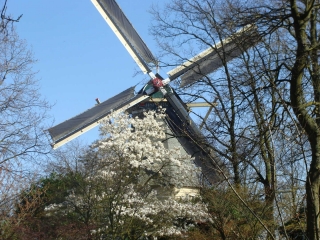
[47,0,259,184]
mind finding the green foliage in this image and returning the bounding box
[9,172,93,240]
[279,207,307,240]
[182,187,269,240]
[16,172,82,213]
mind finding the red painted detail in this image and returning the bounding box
[152,78,163,89]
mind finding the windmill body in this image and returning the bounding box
[47,0,260,186]
[128,86,201,198]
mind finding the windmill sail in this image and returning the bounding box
[48,87,149,149]
[48,1,261,151]
[167,25,259,87]
[92,0,157,73]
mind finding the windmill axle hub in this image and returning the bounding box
[152,77,163,90]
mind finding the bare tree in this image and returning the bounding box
[0,0,51,222]
[150,0,319,239]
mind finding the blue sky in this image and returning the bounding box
[9,0,167,146]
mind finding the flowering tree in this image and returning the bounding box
[37,110,208,239]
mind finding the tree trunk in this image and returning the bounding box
[306,142,320,240]
[289,2,320,238]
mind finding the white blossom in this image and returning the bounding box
[46,111,208,238]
